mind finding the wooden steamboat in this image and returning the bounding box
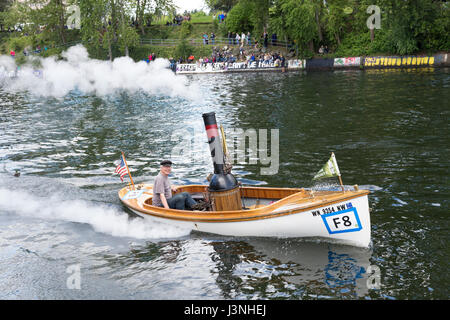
[119,113,371,247]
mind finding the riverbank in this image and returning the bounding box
[175,52,450,74]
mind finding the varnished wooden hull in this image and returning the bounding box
[119,184,371,247]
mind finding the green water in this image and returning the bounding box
[0,67,448,299]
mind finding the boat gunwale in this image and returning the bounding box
[119,184,370,223]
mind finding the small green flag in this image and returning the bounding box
[313,152,341,180]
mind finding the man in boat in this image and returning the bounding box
[153,160,199,210]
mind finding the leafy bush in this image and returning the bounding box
[217,20,228,37]
[174,39,194,60]
[180,21,193,38]
[225,1,255,33]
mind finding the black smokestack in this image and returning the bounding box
[202,112,238,192]
[202,112,224,174]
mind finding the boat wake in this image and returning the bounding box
[0,187,191,240]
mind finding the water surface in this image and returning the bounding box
[0,67,448,299]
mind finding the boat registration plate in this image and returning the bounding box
[321,207,362,234]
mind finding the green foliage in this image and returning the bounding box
[212,17,219,33]
[180,20,193,38]
[190,12,214,23]
[79,0,107,51]
[14,54,27,65]
[205,0,238,12]
[118,23,140,53]
[224,0,269,35]
[324,0,349,46]
[8,36,29,52]
[129,43,212,61]
[272,0,317,54]
[174,38,193,60]
[382,0,450,55]
[1,0,448,61]
[217,19,228,37]
[224,0,254,33]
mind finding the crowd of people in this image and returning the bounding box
[166,14,191,26]
[175,45,287,69]
[9,45,49,58]
[198,31,279,49]
[226,31,253,46]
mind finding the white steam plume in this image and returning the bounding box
[0,44,200,100]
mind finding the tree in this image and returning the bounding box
[205,0,238,12]
[381,0,449,54]
[132,0,176,35]
[0,0,11,31]
[224,0,254,33]
[224,0,270,36]
[270,0,318,56]
[250,0,270,35]
[117,0,139,56]
[323,0,352,46]
[79,0,110,58]
[3,0,68,45]
[79,0,140,59]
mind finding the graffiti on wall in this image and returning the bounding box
[176,59,305,74]
[364,56,435,67]
[334,57,361,67]
[287,59,305,69]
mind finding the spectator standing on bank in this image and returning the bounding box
[211,32,216,45]
[241,32,246,45]
[247,32,251,45]
[263,32,268,48]
[272,33,277,46]
[235,33,240,45]
[203,32,209,45]
[319,45,324,54]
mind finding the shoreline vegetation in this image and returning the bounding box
[0,1,448,68]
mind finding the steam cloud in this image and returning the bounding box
[0,44,200,99]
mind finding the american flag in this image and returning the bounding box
[115,155,128,181]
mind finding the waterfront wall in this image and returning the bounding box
[175,53,449,74]
[176,59,305,74]
[306,53,449,70]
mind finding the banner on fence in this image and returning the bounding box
[175,59,304,74]
[334,57,361,67]
[287,59,305,69]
